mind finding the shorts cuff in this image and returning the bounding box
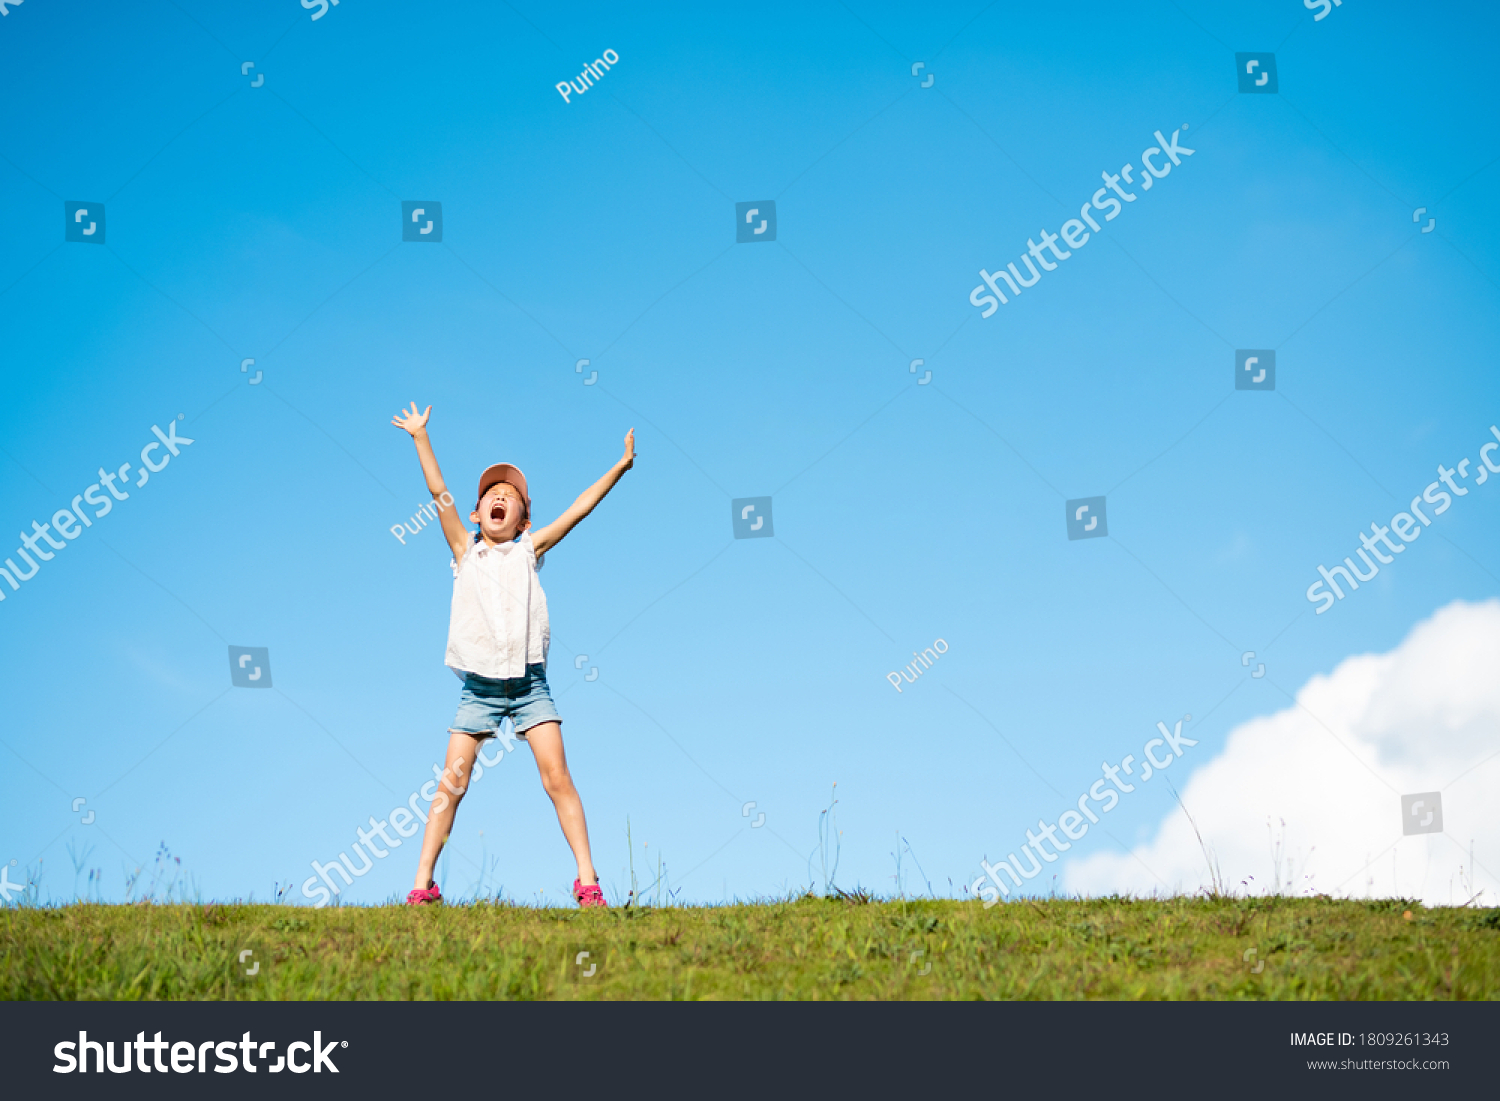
[515,717,561,737]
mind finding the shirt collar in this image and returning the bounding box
[473,532,525,557]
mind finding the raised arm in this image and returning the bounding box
[532,429,634,556]
[391,402,471,561]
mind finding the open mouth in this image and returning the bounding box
[490,501,507,523]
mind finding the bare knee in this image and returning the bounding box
[540,763,573,798]
[441,755,472,797]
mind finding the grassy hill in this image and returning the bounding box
[4,894,1497,1000]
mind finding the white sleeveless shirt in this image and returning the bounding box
[444,531,550,679]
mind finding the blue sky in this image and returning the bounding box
[2,0,1497,907]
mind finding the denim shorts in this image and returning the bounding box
[450,664,561,740]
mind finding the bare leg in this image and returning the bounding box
[413,730,484,890]
[523,721,597,885]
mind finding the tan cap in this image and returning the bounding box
[476,463,530,517]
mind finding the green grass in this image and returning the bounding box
[4,895,1498,1000]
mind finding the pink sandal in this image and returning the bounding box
[406,882,442,906]
[573,878,607,908]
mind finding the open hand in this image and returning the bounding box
[620,428,635,471]
[391,402,431,436]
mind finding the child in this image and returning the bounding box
[390,401,634,908]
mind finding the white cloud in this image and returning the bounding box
[1065,599,1500,907]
